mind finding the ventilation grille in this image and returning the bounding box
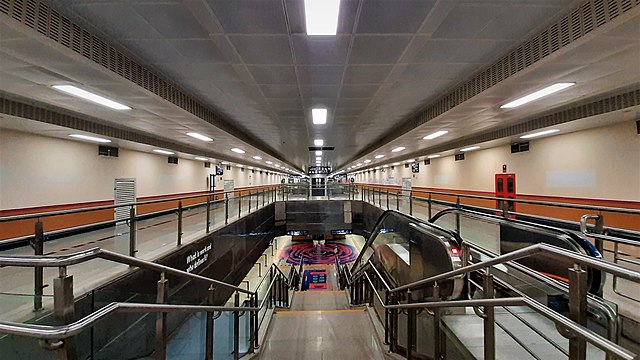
[352,0,639,161]
[168,156,178,164]
[98,144,119,157]
[114,178,135,222]
[455,154,465,161]
[0,0,281,161]
[511,142,530,154]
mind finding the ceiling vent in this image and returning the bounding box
[168,156,178,164]
[455,154,465,161]
[98,145,118,157]
[308,147,335,151]
[511,142,530,154]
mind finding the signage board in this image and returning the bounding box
[308,166,331,175]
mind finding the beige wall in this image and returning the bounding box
[353,121,640,201]
[0,129,287,209]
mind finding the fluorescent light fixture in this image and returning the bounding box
[364,159,371,163]
[405,159,415,163]
[423,130,448,140]
[236,164,243,168]
[383,165,389,168]
[153,149,174,155]
[460,146,480,152]
[347,167,352,170]
[357,163,363,166]
[186,132,213,142]
[311,108,328,124]
[231,148,245,154]
[265,161,273,164]
[304,0,340,35]
[427,155,441,159]
[69,134,111,143]
[252,156,262,160]
[316,157,322,161]
[392,146,406,152]
[375,166,380,169]
[393,162,400,166]
[248,166,254,170]
[314,139,324,146]
[275,164,281,168]
[315,150,322,156]
[195,157,209,161]
[501,83,575,109]
[520,129,560,139]
[52,85,131,110]
[221,161,230,165]
[374,154,384,159]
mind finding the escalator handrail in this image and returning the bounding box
[389,242,640,294]
[0,247,253,295]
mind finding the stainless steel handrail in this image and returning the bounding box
[0,247,253,295]
[0,185,279,223]
[356,183,640,215]
[0,302,259,339]
[390,243,640,293]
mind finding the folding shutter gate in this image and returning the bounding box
[114,178,136,222]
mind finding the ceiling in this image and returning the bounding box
[0,0,638,173]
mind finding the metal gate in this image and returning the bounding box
[114,178,136,222]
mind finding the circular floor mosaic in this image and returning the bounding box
[281,242,358,265]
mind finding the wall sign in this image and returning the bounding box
[308,166,331,175]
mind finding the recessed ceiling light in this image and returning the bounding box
[194,157,209,161]
[231,148,245,154]
[501,83,575,109]
[375,166,380,169]
[405,159,415,163]
[315,150,322,156]
[248,166,254,170]
[364,159,371,163]
[460,146,480,152]
[423,130,448,140]
[153,149,174,155]
[186,132,213,142]
[304,0,340,36]
[427,155,441,159]
[374,154,384,159]
[357,163,363,166]
[520,129,560,139]
[311,108,328,124]
[392,146,406,152]
[382,165,389,168]
[314,139,324,146]
[69,134,111,143]
[316,157,322,161]
[275,164,281,168]
[266,161,273,164]
[252,156,262,160]
[236,164,243,168]
[393,162,400,166]
[52,85,131,110]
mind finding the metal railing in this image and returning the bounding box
[343,241,640,360]
[0,246,298,360]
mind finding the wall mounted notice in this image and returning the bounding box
[186,243,212,273]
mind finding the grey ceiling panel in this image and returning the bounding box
[340,84,381,98]
[400,38,512,64]
[207,0,287,34]
[67,2,161,40]
[297,66,345,85]
[431,4,498,39]
[260,85,300,98]
[292,36,351,65]
[343,65,393,84]
[348,35,412,64]
[176,63,239,82]
[132,3,209,39]
[228,35,293,64]
[121,39,185,64]
[300,85,340,99]
[247,65,297,84]
[477,4,566,40]
[171,40,229,63]
[356,0,436,33]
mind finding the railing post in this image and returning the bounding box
[384,290,390,345]
[263,189,266,207]
[238,194,242,218]
[177,201,183,246]
[568,263,588,360]
[390,292,398,353]
[268,267,274,308]
[225,194,229,225]
[386,190,389,209]
[483,267,495,360]
[406,290,414,360]
[54,266,77,360]
[378,189,382,207]
[249,292,256,353]
[433,282,442,360]
[455,197,461,235]
[206,285,215,360]
[428,193,432,219]
[409,191,413,215]
[129,206,136,257]
[396,192,400,211]
[249,191,252,213]
[155,273,168,360]
[206,198,211,233]
[33,220,44,312]
[253,292,260,349]
[233,292,240,360]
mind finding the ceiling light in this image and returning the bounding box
[315,150,322,156]
[69,134,111,143]
[460,146,480,152]
[405,159,415,163]
[236,164,243,168]
[501,83,575,109]
[427,155,441,159]
[374,155,384,159]
[392,147,406,152]
[248,166,254,170]
[231,148,245,154]
[316,157,322,161]
[314,139,324,146]
[153,149,174,155]
[194,157,209,161]
[252,156,262,160]
[266,161,273,164]
[520,129,560,139]
[357,163,363,166]
[275,165,281,168]
[52,85,131,110]
[383,165,389,168]
[304,0,340,36]
[221,161,230,165]
[186,132,213,142]
[375,166,380,169]
[393,162,400,166]
[312,108,327,124]
[423,130,448,140]
[364,159,371,163]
